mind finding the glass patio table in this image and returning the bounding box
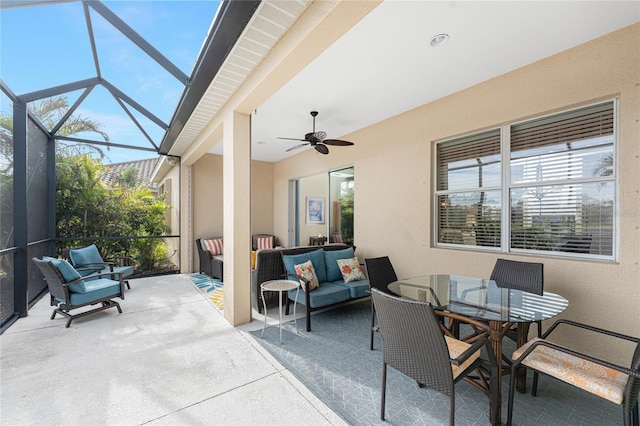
[388,274,568,423]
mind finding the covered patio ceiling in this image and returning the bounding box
[164,1,639,163]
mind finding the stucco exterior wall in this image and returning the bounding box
[272,24,640,361]
[192,153,275,271]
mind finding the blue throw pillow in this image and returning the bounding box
[69,244,104,267]
[43,256,86,293]
[324,247,355,282]
[282,249,327,283]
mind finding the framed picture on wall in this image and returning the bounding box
[306,197,325,224]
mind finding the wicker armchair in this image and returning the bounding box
[364,256,398,350]
[196,237,224,280]
[371,288,498,425]
[507,319,640,426]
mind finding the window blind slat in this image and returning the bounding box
[511,104,613,152]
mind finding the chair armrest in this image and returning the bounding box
[544,318,640,343]
[451,336,497,367]
[512,338,639,377]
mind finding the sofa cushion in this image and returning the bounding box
[334,279,371,299]
[336,257,366,283]
[294,260,319,291]
[43,256,86,293]
[324,247,355,282]
[202,238,223,255]
[283,249,327,283]
[288,282,351,308]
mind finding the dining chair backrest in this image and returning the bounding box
[365,256,398,293]
[490,258,543,295]
[371,288,454,396]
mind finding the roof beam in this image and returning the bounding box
[101,79,168,130]
[0,0,77,10]
[18,77,100,102]
[50,85,95,136]
[83,1,102,79]
[55,135,157,152]
[86,0,189,85]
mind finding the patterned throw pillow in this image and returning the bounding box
[256,236,274,250]
[293,260,319,291]
[336,257,367,283]
[202,238,223,255]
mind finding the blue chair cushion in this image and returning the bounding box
[324,247,355,282]
[334,278,370,298]
[69,244,104,269]
[68,278,122,306]
[282,249,327,283]
[43,256,86,293]
[287,282,350,308]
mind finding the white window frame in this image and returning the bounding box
[433,98,618,261]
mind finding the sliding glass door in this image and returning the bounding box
[290,166,354,247]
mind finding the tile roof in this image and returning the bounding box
[101,157,159,191]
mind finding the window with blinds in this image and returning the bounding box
[436,129,502,248]
[434,100,616,259]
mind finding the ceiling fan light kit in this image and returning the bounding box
[278,111,355,155]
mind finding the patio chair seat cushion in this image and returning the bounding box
[67,279,123,306]
[445,336,481,379]
[513,338,628,404]
[43,256,86,293]
[324,247,355,282]
[288,282,350,308]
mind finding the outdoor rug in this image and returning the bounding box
[250,301,619,426]
[188,273,224,310]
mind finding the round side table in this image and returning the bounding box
[260,279,300,344]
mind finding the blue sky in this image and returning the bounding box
[1,0,220,163]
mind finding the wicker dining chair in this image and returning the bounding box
[507,319,640,426]
[371,288,498,425]
[491,258,544,339]
[364,256,398,350]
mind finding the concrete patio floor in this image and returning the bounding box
[0,274,346,425]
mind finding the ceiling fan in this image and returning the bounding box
[278,111,354,155]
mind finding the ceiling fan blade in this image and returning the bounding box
[286,143,309,152]
[315,144,329,155]
[277,137,306,141]
[322,139,354,146]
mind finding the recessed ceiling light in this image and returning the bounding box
[429,33,450,47]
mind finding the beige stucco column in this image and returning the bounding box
[222,111,252,326]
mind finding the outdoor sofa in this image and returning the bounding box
[252,244,370,331]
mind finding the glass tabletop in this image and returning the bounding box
[388,275,568,323]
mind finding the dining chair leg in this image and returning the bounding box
[370,302,376,350]
[507,364,518,426]
[449,394,455,426]
[532,371,540,396]
[380,362,387,420]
